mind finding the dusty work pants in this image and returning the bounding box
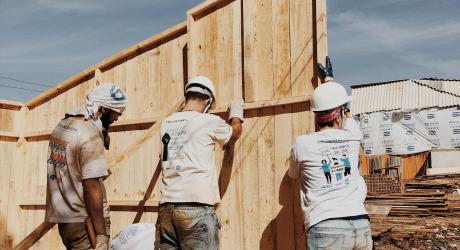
[156,203,220,250]
[58,218,111,250]
[306,219,373,250]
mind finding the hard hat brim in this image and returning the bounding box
[311,96,352,112]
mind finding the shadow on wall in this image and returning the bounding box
[260,173,306,250]
[219,141,235,198]
[0,214,13,249]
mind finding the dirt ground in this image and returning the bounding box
[372,216,460,250]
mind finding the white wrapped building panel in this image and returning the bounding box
[359,106,460,155]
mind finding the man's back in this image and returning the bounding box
[159,111,232,206]
[290,118,367,228]
[46,116,109,223]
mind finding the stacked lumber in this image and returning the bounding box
[366,192,447,217]
[369,174,460,248]
[405,175,460,216]
[366,174,460,217]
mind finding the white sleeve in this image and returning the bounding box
[213,117,233,145]
[288,144,301,178]
[343,117,363,141]
[79,137,108,179]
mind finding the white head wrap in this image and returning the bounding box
[66,83,127,120]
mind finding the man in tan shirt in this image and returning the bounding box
[45,83,127,250]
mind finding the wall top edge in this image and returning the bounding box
[0,99,24,110]
[25,21,188,109]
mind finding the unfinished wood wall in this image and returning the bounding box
[1,0,327,249]
[360,152,429,180]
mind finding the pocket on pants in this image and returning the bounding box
[364,231,373,250]
[181,223,210,249]
[314,233,344,250]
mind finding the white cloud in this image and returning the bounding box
[330,11,460,53]
[400,55,460,77]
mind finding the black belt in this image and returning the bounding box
[310,214,370,229]
[159,202,213,207]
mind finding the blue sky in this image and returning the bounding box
[1,0,459,102]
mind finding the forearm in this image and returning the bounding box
[228,117,242,145]
[83,178,106,235]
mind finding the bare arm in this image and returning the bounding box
[227,117,242,145]
[82,178,106,235]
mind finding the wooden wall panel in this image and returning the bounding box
[25,79,95,133]
[0,141,14,248]
[243,0,275,101]
[0,109,15,132]
[187,0,242,108]
[315,0,328,85]
[0,100,22,135]
[2,0,324,249]
[291,0,315,95]
[244,0,319,102]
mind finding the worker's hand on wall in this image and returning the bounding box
[229,98,244,122]
[95,234,109,250]
[317,56,334,82]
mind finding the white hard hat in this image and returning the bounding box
[185,76,216,99]
[311,81,351,112]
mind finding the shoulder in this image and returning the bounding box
[72,118,102,142]
[204,113,226,123]
[294,133,317,146]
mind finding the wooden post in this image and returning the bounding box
[13,221,55,250]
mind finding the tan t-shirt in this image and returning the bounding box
[45,116,110,223]
[160,111,233,205]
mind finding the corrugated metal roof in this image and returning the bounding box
[350,79,460,115]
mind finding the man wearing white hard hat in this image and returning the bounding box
[157,76,243,249]
[289,57,372,249]
[45,83,127,250]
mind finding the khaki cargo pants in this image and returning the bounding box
[58,218,110,250]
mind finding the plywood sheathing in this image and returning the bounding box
[1,0,326,249]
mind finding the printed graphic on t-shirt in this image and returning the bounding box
[162,126,189,172]
[47,136,69,179]
[319,144,352,188]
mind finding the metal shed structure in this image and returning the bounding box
[351,79,460,179]
[351,79,460,115]
[0,0,327,249]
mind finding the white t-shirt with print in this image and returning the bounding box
[160,111,233,205]
[46,116,110,223]
[289,117,368,229]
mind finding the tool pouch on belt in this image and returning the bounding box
[85,217,97,249]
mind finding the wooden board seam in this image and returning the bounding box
[21,95,310,139]
[18,200,160,207]
[0,131,20,139]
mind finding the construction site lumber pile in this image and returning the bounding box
[367,174,460,249]
[366,174,460,217]
[371,216,460,250]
